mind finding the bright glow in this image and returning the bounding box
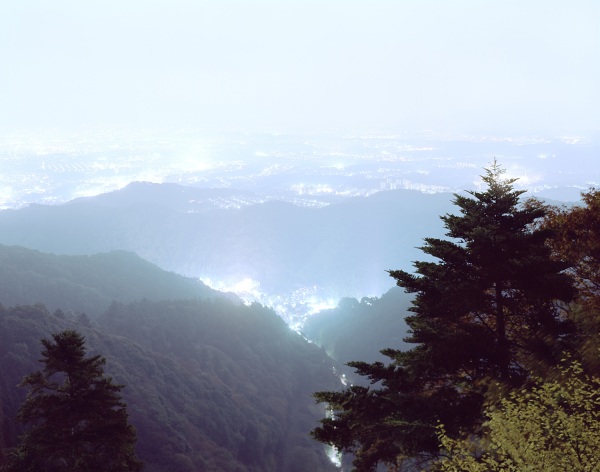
[233,278,261,296]
[307,298,337,315]
[326,445,342,468]
[561,137,589,145]
[179,159,211,174]
[200,277,340,327]
[71,178,131,199]
[175,141,213,173]
[324,406,343,468]
[0,186,14,209]
[200,277,261,300]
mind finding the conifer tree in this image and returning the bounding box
[3,330,143,472]
[312,161,574,471]
[393,160,574,381]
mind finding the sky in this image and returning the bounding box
[1,0,599,135]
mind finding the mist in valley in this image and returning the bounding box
[1,1,598,471]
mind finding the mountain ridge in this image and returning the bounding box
[0,244,227,316]
[0,183,456,314]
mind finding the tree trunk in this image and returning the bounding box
[495,280,508,379]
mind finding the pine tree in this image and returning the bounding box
[3,330,143,472]
[393,160,574,382]
[312,161,574,471]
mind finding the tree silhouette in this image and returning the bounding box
[312,161,574,471]
[3,330,143,472]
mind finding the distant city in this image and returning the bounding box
[1,128,598,324]
[1,129,597,210]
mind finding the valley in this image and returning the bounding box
[1,130,596,325]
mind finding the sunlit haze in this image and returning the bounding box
[1,4,599,469]
[1,1,599,324]
[1,0,598,134]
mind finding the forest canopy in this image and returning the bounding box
[0,298,340,472]
[311,163,600,471]
[2,161,599,472]
[3,330,143,472]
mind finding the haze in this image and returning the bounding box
[2,0,598,135]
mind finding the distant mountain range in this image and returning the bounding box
[1,135,594,471]
[2,130,595,211]
[0,240,423,471]
[0,244,226,316]
[0,182,456,320]
[0,177,582,470]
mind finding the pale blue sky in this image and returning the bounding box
[1,0,598,134]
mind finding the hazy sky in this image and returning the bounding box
[1,0,598,134]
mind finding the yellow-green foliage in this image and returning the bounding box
[434,362,600,472]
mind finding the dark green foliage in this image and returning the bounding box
[0,245,222,316]
[97,299,339,472]
[312,162,575,471]
[302,288,412,366]
[0,301,339,472]
[3,330,142,472]
[541,189,600,377]
[394,165,574,381]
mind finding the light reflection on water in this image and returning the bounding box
[324,373,350,471]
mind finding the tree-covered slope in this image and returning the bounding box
[0,183,454,296]
[0,301,340,472]
[0,245,224,316]
[302,287,412,366]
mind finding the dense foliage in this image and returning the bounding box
[542,190,600,376]
[312,162,576,470]
[0,298,339,472]
[302,288,412,365]
[0,245,221,316]
[434,361,600,471]
[4,174,599,471]
[3,330,142,472]
[431,188,600,470]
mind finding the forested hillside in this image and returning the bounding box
[4,168,596,471]
[0,300,340,471]
[302,287,412,365]
[0,245,223,316]
[0,246,342,471]
[0,183,454,297]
